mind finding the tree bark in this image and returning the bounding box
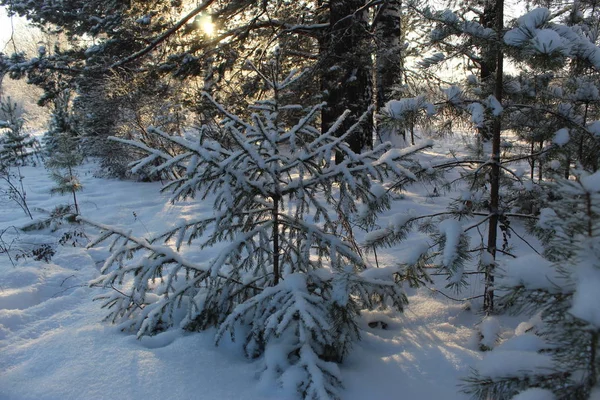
[272,195,280,286]
[375,0,403,112]
[322,0,374,156]
[484,0,503,314]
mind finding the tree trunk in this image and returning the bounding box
[484,0,503,314]
[375,0,405,145]
[322,0,374,156]
[68,165,80,215]
[375,0,403,112]
[272,195,280,286]
[538,141,543,183]
[530,141,535,181]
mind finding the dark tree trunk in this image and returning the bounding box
[375,0,403,112]
[375,0,405,145]
[321,0,374,155]
[538,141,544,182]
[272,195,280,286]
[484,0,504,315]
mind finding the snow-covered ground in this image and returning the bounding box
[0,139,530,399]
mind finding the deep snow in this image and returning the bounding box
[0,139,534,399]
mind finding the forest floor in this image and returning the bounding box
[0,135,536,400]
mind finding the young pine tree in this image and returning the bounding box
[464,169,600,399]
[83,58,430,399]
[369,4,600,314]
[43,88,78,154]
[0,97,39,165]
[46,133,83,215]
[44,88,83,215]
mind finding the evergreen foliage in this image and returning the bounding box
[83,61,428,399]
[368,2,600,314]
[0,97,39,165]
[43,88,78,154]
[0,0,410,170]
[2,0,600,397]
[74,74,132,178]
[464,170,600,399]
[45,133,83,215]
[43,87,83,215]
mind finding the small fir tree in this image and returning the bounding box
[0,97,39,165]
[43,88,78,155]
[46,133,83,215]
[464,169,600,399]
[83,59,429,399]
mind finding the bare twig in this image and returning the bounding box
[506,225,542,255]
[52,284,86,298]
[0,225,20,267]
[427,286,485,302]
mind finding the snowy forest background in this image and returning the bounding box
[0,0,600,399]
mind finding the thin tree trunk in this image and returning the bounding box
[68,165,80,215]
[530,141,535,181]
[579,102,589,169]
[73,190,79,215]
[484,0,504,314]
[272,195,280,286]
[588,188,597,387]
[15,165,33,220]
[538,141,543,183]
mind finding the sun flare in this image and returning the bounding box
[199,15,215,37]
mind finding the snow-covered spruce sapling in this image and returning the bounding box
[377,95,435,146]
[46,133,83,215]
[0,97,40,165]
[83,62,429,399]
[43,88,78,155]
[464,170,600,399]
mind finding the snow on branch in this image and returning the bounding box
[86,58,428,399]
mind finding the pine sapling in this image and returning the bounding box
[83,57,430,399]
[0,97,40,165]
[464,170,600,399]
[46,133,83,215]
